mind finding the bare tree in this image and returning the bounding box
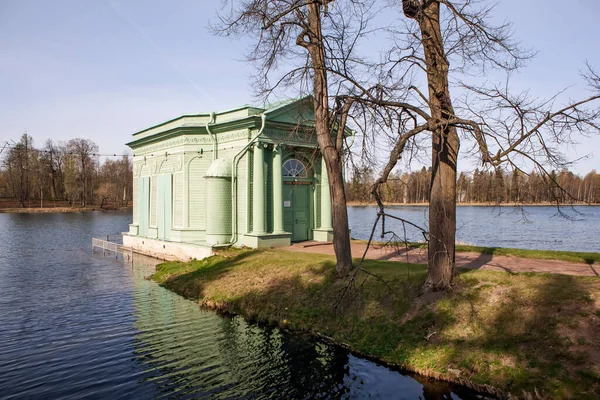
[1,134,133,209]
[352,0,600,291]
[66,138,99,207]
[41,139,67,201]
[2,134,33,207]
[214,1,600,285]
[96,155,132,208]
[215,0,383,274]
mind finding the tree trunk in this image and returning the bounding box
[306,3,352,274]
[414,1,460,291]
[324,151,352,275]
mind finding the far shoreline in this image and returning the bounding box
[347,201,600,207]
[0,206,132,214]
[2,201,598,213]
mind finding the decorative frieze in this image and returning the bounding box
[216,129,250,143]
[135,136,212,155]
[135,130,250,155]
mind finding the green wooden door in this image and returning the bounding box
[139,177,150,236]
[157,174,172,240]
[283,184,310,242]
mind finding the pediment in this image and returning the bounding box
[265,96,315,126]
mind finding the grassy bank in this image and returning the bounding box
[151,249,600,399]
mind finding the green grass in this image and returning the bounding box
[356,240,600,264]
[152,249,600,399]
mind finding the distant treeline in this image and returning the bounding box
[3,132,598,208]
[346,166,600,204]
[0,134,132,208]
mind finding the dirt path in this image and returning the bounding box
[286,241,600,277]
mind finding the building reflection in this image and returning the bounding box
[127,256,482,399]
[128,256,349,398]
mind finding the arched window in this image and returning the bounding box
[282,158,308,178]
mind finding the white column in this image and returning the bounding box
[320,156,332,229]
[252,142,266,234]
[272,145,285,234]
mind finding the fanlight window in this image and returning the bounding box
[282,159,308,178]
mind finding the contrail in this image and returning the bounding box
[107,1,215,103]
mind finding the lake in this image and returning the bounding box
[348,205,600,253]
[0,211,480,399]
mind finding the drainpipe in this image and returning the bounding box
[212,113,267,248]
[205,112,217,160]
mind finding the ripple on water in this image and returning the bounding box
[0,212,487,399]
[348,205,600,252]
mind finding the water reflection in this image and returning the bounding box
[0,212,489,399]
[129,256,482,399]
[131,257,349,398]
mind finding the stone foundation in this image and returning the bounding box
[237,233,292,249]
[123,234,213,261]
[312,228,334,242]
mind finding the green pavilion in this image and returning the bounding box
[123,96,342,260]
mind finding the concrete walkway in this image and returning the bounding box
[285,241,600,277]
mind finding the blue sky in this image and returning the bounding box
[1,0,599,174]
